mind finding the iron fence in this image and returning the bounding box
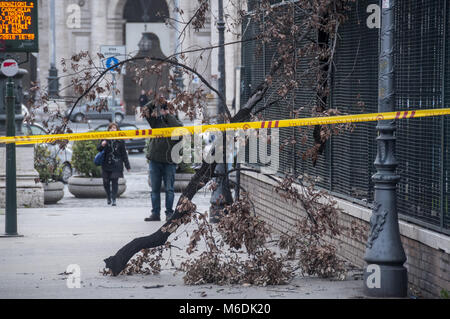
[241,0,450,234]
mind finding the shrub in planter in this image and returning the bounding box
[176,161,196,174]
[34,145,64,204]
[71,139,102,178]
[69,139,126,198]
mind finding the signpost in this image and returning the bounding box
[100,45,126,73]
[100,45,126,123]
[0,1,38,236]
[0,58,21,237]
[1,58,18,76]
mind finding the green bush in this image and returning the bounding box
[177,162,195,174]
[72,140,102,178]
[34,145,62,184]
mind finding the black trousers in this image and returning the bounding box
[102,172,119,200]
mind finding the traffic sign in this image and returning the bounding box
[105,56,120,71]
[1,59,19,77]
[100,45,126,73]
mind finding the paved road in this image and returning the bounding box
[0,163,365,299]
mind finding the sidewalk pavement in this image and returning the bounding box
[0,156,364,299]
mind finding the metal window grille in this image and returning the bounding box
[241,0,450,234]
[330,0,379,204]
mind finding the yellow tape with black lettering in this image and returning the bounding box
[0,108,449,145]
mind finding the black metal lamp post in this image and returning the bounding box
[209,0,233,223]
[363,0,407,297]
[174,0,184,91]
[216,0,226,123]
[48,0,59,98]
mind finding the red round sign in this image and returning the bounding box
[1,59,19,77]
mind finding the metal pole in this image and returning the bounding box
[363,0,407,297]
[50,0,56,68]
[210,0,232,223]
[217,0,226,122]
[112,72,116,123]
[174,0,184,90]
[3,78,18,236]
[48,0,59,98]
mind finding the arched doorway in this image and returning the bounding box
[122,0,171,114]
[123,32,169,113]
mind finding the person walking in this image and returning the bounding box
[98,122,131,206]
[144,101,183,222]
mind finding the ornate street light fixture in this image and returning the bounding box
[363,0,408,298]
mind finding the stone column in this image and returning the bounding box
[90,0,108,56]
[0,70,44,208]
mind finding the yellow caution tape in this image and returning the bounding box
[1,108,450,145]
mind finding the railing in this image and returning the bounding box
[241,0,450,235]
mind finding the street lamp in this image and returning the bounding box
[363,0,407,297]
[209,0,233,223]
[48,0,59,98]
[174,0,184,91]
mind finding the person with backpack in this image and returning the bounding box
[97,122,131,206]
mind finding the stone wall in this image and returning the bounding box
[241,170,450,298]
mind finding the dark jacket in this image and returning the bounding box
[97,139,131,173]
[145,109,183,164]
[139,94,149,107]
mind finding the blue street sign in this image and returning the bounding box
[105,56,120,72]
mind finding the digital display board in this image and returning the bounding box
[0,0,38,52]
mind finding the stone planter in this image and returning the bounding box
[43,181,65,204]
[148,173,194,193]
[68,176,126,198]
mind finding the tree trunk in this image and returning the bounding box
[104,160,217,275]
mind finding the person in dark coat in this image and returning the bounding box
[139,90,149,107]
[97,122,131,206]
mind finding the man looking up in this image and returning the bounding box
[144,100,183,222]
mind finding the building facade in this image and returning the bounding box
[36,0,242,116]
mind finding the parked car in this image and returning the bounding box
[94,123,146,153]
[22,122,74,183]
[66,96,126,123]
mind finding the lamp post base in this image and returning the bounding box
[363,264,408,298]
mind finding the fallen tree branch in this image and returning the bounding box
[102,28,314,276]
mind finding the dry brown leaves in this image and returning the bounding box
[181,194,292,286]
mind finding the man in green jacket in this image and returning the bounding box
[144,101,183,222]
